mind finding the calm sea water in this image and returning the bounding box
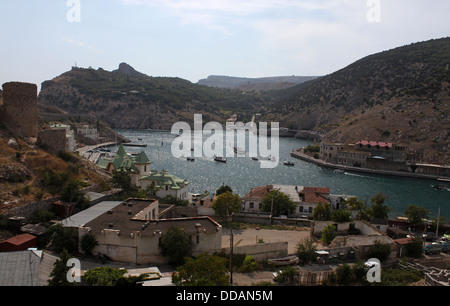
[116,129,450,220]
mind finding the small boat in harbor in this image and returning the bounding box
[187,157,195,162]
[252,157,259,161]
[334,169,345,174]
[431,184,446,191]
[282,160,295,166]
[214,156,227,163]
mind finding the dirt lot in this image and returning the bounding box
[221,227,311,286]
[221,227,311,255]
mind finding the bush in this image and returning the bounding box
[80,234,98,256]
[367,240,392,262]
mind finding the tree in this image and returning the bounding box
[321,224,337,245]
[212,191,241,218]
[83,267,127,286]
[404,236,424,258]
[48,249,75,286]
[61,178,87,207]
[172,253,230,286]
[159,226,193,266]
[46,223,79,254]
[367,240,392,262]
[80,233,98,256]
[313,203,330,221]
[335,263,352,285]
[273,266,298,285]
[296,238,317,265]
[216,185,232,196]
[404,204,429,228]
[111,168,136,195]
[368,193,391,219]
[330,209,352,223]
[343,196,369,220]
[261,190,296,217]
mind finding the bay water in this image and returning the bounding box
[116,129,450,220]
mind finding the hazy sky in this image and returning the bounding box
[0,0,449,92]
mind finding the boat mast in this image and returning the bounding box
[435,206,440,237]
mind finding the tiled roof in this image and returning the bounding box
[140,170,189,190]
[0,233,36,246]
[300,187,330,204]
[244,185,273,200]
[356,140,393,148]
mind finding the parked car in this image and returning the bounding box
[423,232,438,241]
[424,244,442,255]
[435,241,450,253]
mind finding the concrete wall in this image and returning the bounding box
[222,241,288,262]
[79,225,223,265]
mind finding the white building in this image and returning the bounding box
[77,125,98,140]
[242,184,332,219]
[140,170,190,200]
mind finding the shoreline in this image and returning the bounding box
[290,149,447,182]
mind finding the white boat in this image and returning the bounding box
[268,256,299,266]
[214,156,227,163]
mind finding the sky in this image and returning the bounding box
[0,0,449,92]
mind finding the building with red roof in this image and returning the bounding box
[320,140,407,171]
[0,233,37,252]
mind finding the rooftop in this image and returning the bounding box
[0,250,42,286]
[83,200,221,237]
[299,186,330,204]
[356,140,393,148]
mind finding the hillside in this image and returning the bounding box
[268,37,450,164]
[0,125,111,216]
[38,63,267,129]
[197,75,319,90]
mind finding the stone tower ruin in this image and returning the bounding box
[0,82,38,139]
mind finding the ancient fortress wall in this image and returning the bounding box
[0,82,38,138]
[37,129,67,155]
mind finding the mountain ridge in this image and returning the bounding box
[197,75,320,90]
[37,37,450,164]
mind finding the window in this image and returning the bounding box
[196,235,200,244]
[249,202,254,209]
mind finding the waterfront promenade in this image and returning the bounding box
[290,148,446,181]
[77,142,117,163]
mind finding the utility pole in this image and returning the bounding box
[270,195,274,225]
[229,229,234,286]
[436,207,440,237]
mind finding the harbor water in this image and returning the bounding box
[115,129,450,220]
